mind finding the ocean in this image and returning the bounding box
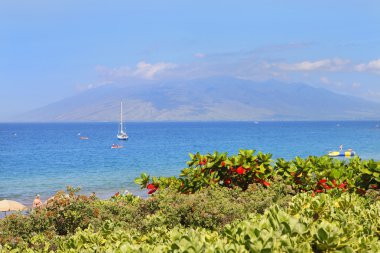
[1,121,380,207]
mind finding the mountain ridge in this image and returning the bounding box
[11,77,380,122]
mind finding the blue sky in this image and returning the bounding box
[0,0,379,120]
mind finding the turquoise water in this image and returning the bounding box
[1,121,380,206]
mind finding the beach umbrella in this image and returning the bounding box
[0,200,27,215]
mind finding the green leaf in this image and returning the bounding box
[316,228,328,242]
[134,178,143,185]
[140,172,149,180]
[340,246,355,253]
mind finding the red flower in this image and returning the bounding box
[263,181,270,187]
[319,179,327,184]
[147,183,156,189]
[114,192,120,197]
[312,191,315,197]
[224,179,231,185]
[371,184,378,189]
[221,161,226,167]
[148,188,157,194]
[338,183,346,189]
[236,166,245,175]
[323,184,331,190]
[332,179,337,187]
[316,189,323,193]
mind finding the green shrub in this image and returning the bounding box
[135,150,380,197]
[140,178,293,231]
[5,193,380,252]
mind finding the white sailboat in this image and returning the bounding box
[117,102,128,140]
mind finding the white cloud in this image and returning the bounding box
[133,61,177,79]
[96,61,177,80]
[276,58,350,72]
[352,82,361,89]
[319,76,343,87]
[194,53,206,58]
[320,76,330,84]
[75,81,114,91]
[355,59,380,73]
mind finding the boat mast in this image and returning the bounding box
[120,101,123,132]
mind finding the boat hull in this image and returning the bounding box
[117,134,128,140]
[328,151,355,157]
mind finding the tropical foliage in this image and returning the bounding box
[2,193,380,252]
[135,150,380,196]
[2,150,380,252]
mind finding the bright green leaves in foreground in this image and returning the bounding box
[224,193,380,252]
[4,193,380,252]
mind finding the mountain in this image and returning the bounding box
[13,77,380,121]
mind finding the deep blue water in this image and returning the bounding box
[1,121,380,207]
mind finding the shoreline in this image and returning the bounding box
[0,187,146,219]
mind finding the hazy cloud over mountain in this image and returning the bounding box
[13,77,380,122]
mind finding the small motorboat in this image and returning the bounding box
[328,150,355,157]
[111,144,123,149]
[80,136,89,140]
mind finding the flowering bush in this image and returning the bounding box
[135,149,275,194]
[135,150,380,196]
[275,155,380,195]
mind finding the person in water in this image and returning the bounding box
[33,194,42,209]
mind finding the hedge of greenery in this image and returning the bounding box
[135,149,380,195]
[1,150,380,252]
[2,192,380,252]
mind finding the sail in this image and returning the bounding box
[117,101,128,140]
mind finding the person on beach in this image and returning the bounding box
[90,192,96,200]
[33,194,42,209]
[339,144,343,151]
